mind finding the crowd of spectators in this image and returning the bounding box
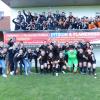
[12,10,100,30]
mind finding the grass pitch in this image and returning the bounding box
[0,68,100,100]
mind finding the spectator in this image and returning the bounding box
[12,17,21,30]
[54,10,60,21]
[68,12,75,22]
[23,10,33,24]
[33,13,38,21]
[27,21,35,30]
[17,11,24,23]
[58,18,64,29]
[20,19,28,30]
[47,18,55,30]
[12,10,100,30]
[96,18,100,28]
[47,12,54,20]
[88,21,97,29]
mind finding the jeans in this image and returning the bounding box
[28,59,32,72]
[0,59,6,75]
[14,59,23,75]
[23,58,30,75]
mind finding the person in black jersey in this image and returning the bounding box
[77,48,84,74]
[47,52,53,73]
[63,42,69,65]
[40,40,48,51]
[62,42,69,51]
[58,52,67,74]
[52,42,60,76]
[38,50,47,74]
[82,49,88,74]
[74,42,79,50]
[34,48,40,73]
[87,49,96,75]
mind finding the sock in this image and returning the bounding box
[93,68,96,74]
[88,68,91,75]
[80,67,83,73]
[40,69,43,74]
[84,67,87,73]
[74,67,77,72]
[43,68,47,74]
[52,67,56,75]
[56,67,59,73]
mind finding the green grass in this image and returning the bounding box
[0,68,100,100]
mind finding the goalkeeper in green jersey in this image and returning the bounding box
[65,45,78,73]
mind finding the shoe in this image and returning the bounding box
[56,73,58,76]
[94,73,97,76]
[62,71,66,74]
[10,71,14,76]
[25,73,28,76]
[29,71,32,74]
[80,72,86,75]
[2,74,7,78]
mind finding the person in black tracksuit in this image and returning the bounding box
[8,46,19,74]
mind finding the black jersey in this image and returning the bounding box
[14,53,23,62]
[28,52,33,61]
[77,52,84,62]
[52,45,60,60]
[87,53,96,63]
[62,45,69,51]
[8,47,19,61]
[47,56,53,65]
[59,58,65,66]
[82,51,88,62]
[40,54,47,65]
[40,45,48,51]
[34,50,40,59]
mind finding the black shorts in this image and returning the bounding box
[91,60,96,64]
[53,56,59,61]
[40,60,47,65]
[59,62,65,67]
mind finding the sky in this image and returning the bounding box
[0,0,11,16]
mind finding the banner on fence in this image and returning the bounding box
[4,32,100,44]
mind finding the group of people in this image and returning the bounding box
[0,37,96,78]
[13,10,100,31]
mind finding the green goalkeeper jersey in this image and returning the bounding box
[65,50,77,59]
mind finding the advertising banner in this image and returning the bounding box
[4,32,100,44]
